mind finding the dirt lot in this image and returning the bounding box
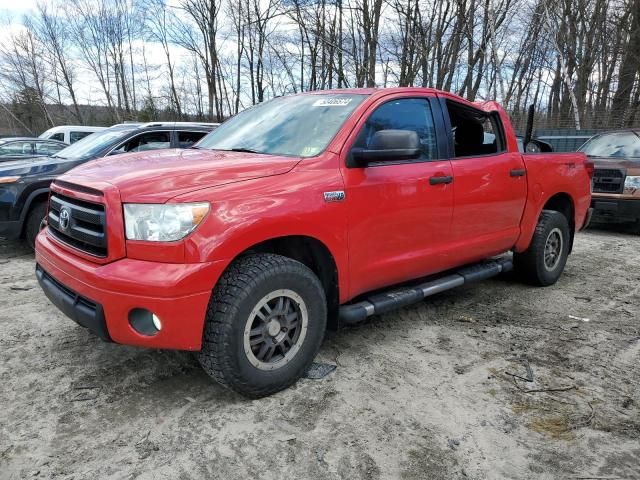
[1,226,639,480]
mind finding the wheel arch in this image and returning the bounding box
[224,235,341,330]
[19,188,50,236]
[541,192,575,252]
[515,191,576,253]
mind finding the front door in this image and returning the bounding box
[341,96,455,298]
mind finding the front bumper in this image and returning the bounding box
[35,229,229,350]
[591,197,640,223]
[36,264,111,341]
[0,220,21,239]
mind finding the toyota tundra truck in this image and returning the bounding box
[34,88,593,398]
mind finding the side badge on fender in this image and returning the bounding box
[323,191,345,203]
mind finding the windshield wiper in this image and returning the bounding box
[226,147,262,154]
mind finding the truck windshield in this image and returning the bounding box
[53,128,135,161]
[579,131,640,158]
[196,93,367,157]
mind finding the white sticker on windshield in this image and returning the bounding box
[312,97,353,107]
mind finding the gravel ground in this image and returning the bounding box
[1,226,639,480]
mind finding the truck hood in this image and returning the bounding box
[589,156,640,171]
[61,148,301,203]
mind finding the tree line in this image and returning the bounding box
[1,0,639,135]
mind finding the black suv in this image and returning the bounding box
[0,122,217,247]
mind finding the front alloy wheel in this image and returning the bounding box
[198,253,327,398]
[244,289,308,370]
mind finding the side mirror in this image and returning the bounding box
[351,129,421,166]
[525,139,553,153]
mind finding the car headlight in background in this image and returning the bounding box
[624,176,640,195]
[124,203,210,241]
[0,176,20,184]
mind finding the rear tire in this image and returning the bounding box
[25,201,47,250]
[198,253,327,398]
[514,210,571,286]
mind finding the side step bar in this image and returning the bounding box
[338,257,513,325]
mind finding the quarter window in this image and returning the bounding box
[352,98,438,161]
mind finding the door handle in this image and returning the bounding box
[429,175,453,185]
[510,168,526,177]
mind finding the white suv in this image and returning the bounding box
[39,126,106,144]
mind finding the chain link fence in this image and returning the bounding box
[509,107,640,152]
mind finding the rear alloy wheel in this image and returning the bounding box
[198,253,327,398]
[543,227,564,272]
[515,210,571,286]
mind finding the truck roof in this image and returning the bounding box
[299,87,487,111]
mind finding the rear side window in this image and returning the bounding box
[70,131,93,143]
[35,141,65,155]
[49,133,65,142]
[112,131,171,154]
[178,130,207,148]
[446,101,505,158]
[352,98,438,160]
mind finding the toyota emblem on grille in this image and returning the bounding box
[59,207,71,231]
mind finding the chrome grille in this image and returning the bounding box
[48,193,107,257]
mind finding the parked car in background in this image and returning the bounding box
[0,122,216,247]
[34,88,592,398]
[0,137,67,162]
[39,125,106,144]
[578,129,640,230]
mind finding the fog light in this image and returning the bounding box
[129,308,161,336]
[152,314,162,331]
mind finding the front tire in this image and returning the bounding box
[25,201,47,250]
[198,253,327,398]
[514,210,571,286]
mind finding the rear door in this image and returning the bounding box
[341,95,455,297]
[440,97,527,262]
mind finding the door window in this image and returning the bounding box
[352,98,437,161]
[35,141,66,155]
[70,131,94,143]
[111,131,171,155]
[446,101,505,157]
[49,133,65,142]
[178,130,207,148]
[0,141,33,157]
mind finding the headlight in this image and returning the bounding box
[624,176,640,195]
[0,176,20,184]
[124,203,210,242]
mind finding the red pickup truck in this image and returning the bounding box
[35,88,593,397]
